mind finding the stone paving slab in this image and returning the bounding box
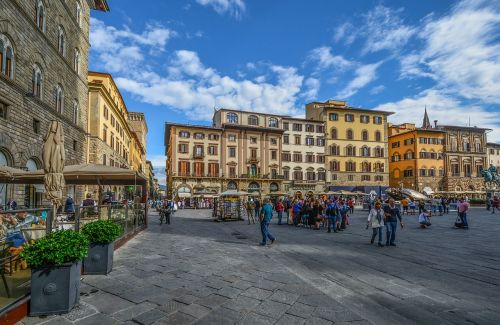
[17,208,500,324]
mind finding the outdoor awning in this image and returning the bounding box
[6,164,147,185]
[219,190,250,196]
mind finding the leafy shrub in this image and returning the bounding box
[81,220,122,244]
[20,230,89,269]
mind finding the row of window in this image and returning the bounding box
[330,174,384,182]
[329,112,383,124]
[34,0,82,74]
[392,137,444,148]
[392,151,443,162]
[490,149,500,155]
[283,135,324,146]
[103,106,130,146]
[282,153,325,163]
[102,127,129,161]
[329,145,385,157]
[331,128,382,142]
[283,122,324,133]
[178,144,218,156]
[283,170,326,181]
[178,131,220,140]
[177,161,220,177]
[329,161,385,173]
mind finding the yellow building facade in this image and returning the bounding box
[305,100,392,192]
[388,123,445,192]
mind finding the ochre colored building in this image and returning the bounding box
[306,100,392,193]
[388,111,446,192]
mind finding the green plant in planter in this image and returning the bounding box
[20,230,89,269]
[81,220,122,244]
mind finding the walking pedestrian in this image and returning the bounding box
[347,198,354,214]
[338,200,349,231]
[254,198,261,220]
[276,199,284,225]
[367,201,384,247]
[384,198,404,246]
[491,196,499,214]
[457,198,470,228]
[326,199,339,233]
[246,200,255,224]
[259,198,275,246]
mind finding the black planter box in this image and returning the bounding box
[30,261,81,316]
[83,242,114,275]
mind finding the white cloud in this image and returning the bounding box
[402,0,500,104]
[308,46,353,72]
[374,89,500,142]
[336,61,383,98]
[196,0,246,19]
[90,18,175,72]
[116,51,305,121]
[303,78,320,100]
[369,85,385,95]
[333,5,416,54]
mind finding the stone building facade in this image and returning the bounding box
[306,100,392,194]
[0,0,108,208]
[165,123,223,204]
[128,112,147,174]
[281,117,325,197]
[213,109,284,195]
[439,125,489,192]
[487,143,500,171]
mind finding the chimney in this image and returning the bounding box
[434,120,438,128]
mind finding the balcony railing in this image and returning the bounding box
[193,153,205,159]
[247,157,260,163]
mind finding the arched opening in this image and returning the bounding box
[227,180,237,190]
[269,182,279,192]
[25,158,43,208]
[248,182,260,193]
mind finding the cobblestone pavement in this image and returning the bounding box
[18,207,500,325]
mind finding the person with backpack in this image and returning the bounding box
[292,200,302,226]
[326,199,339,233]
[276,199,284,225]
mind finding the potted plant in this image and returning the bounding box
[20,230,89,316]
[81,220,122,275]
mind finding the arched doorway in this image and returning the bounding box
[0,149,12,208]
[248,182,260,193]
[25,158,43,208]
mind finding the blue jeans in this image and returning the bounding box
[327,215,336,231]
[385,221,397,245]
[459,212,468,227]
[260,221,275,244]
[372,227,383,243]
[277,211,283,224]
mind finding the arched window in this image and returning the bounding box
[76,2,82,27]
[392,152,400,162]
[362,130,368,141]
[73,100,79,124]
[374,146,383,157]
[55,84,64,113]
[0,34,14,79]
[248,182,260,193]
[269,182,279,192]
[331,128,337,139]
[420,149,427,159]
[268,117,278,128]
[58,26,66,56]
[360,146,370,157]
[36,0,45,31]
[227,181,237,190]
[248,115,258,126]
[74,48,80,74]
[346,145,356,156]
[346,161,356,172]
[227,112,238,123]
[32,64,43,98]
[393,168,400,178]
[330,145,340,155]
[375,131,381,142]
[346,129,353,140]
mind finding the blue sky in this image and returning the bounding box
[89,0,500,184]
